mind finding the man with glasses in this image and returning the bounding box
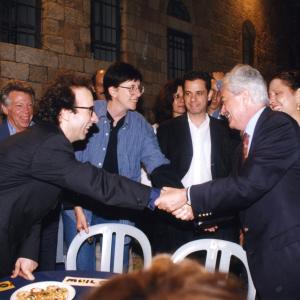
[63,62,181,270]
[0,73,161,280]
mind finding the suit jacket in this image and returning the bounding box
[0,123,150,277]
[157,114,234,180]
[0,119,10,141]
[153,114,238,253]
[190,108,300,299]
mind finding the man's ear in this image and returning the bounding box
[295,88,300,106]
[1,104,8,116]
[108,86,117,99]
[208,89,213,102]
[59,108,72,122]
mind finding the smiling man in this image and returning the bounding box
[156,64,300,300]
[0,80,34,139]
[0,73,159,280]
[63,62,181,271]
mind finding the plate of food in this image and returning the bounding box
[10,281,76,300]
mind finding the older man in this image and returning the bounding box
[156,64,300,300]
[0,74,158,280]
[0,80,34,139]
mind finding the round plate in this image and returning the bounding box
[10,281,76,300]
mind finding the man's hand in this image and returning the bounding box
[155,187,187,212]
[75,206,89,233]
[172,204,194,221]
[11,258,38,280]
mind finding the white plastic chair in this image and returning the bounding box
[65,224,152,273]
[172,239,256,300]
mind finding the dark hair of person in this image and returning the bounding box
[103,62,143,100]
[36,72,92,125]
[183,70,212,92]
[272,71,300,91]
[0,80,35,106]
[153,79,183,124]
[84,255,246,300]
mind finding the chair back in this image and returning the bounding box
[172,239,256,300]
[66,223,152,273]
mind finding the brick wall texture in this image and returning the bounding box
[0,0,297,108]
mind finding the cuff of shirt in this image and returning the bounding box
[147,188,160,210]
[186,186,191,205]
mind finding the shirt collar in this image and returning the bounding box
[244,106,266,147]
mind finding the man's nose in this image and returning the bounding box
[220,104,226,115]
[91,111,99,123]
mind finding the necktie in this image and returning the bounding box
[242,132,250,161]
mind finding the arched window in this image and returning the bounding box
[242,20,256,65]
[167,0,191,22]
[0,0,41,48]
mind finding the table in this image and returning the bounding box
[0,270,115,299]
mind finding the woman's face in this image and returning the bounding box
[269,78,297,116]
[172,86,186,115]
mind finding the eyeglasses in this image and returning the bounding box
[74,106,94,116]
[118,85,145,95]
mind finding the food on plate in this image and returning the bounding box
[16,285,68,300]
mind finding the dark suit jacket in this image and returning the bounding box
[190,108,300,299]
[0,119,10,141]
[154,114,239,252]
[0,123,150,277]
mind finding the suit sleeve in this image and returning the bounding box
[30,134,151,210]
[190,115,300,216]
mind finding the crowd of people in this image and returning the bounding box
[0,62,300,300]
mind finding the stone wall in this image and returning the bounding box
[0,0,296,111]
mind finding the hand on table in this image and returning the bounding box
[11,257,38,280]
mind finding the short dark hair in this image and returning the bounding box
[183,71,212,92]
[36,72,92,125]
[103,62,143,100]
[272,71,300,91]
[0,80,35,106]
[154,78,183,124]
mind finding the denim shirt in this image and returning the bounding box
[75,100,169,182]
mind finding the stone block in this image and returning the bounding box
[84,58,110,74]
[44,35,65,53]
[16,45,58,68]
[29,65,47,83]
[42,18,60,36]
[1,61,29,80]
[65,7,84,26]
[64,39,76,56]
[0,42,15,61]
[80,27,90,44]
[29,82,43,100]
[44,2,64,20]
[58,55,83,72]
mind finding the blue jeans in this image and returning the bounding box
[63,209,133,271]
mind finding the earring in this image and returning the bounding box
[297,103,300,112]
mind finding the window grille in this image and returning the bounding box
[0,0,41,48]
[167,28,192,79]
[91,0,120,61]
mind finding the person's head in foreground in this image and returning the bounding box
[37,72,98,142]
[84,255,246,300]
[269,70,300,125]
[220,64,268,131]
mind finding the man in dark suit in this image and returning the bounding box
[156,64,300,299]
[0,74,158,280]
[155,71,238,253]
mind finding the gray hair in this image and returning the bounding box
[0,80,35,106]
[223,64,268,105]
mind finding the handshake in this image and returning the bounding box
[154,187,194,221]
